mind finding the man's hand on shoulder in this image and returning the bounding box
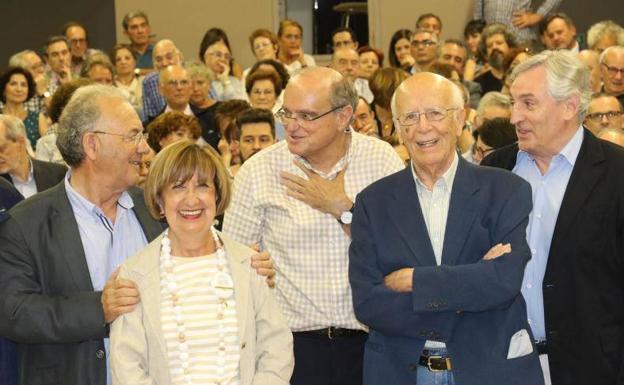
[482,243,511,260]
[280,160,352,219]
[384,268,414,292]
[101,268,140,324]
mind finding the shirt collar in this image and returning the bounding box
[517,124,584,168]
[165,104,193,116]
[64,172,135,218]
[10,157,33,184]
[411,151,459,192]
[293,133,353,179]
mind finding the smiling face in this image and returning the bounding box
[161,171,217,241]
[601,49,624,95]
[510,65,578,162]
[4,74,29,104]
[395,74,463,176]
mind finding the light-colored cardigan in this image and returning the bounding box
[110,231,294,385]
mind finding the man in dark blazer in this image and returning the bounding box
[0,85,274,385]
[0,115,67,198]
[349,72,543,385]
[482,50,624,385]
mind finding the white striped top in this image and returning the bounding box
[161,254,241,385]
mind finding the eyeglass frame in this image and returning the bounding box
[92,130,148,146]
[396,107,459,128]
[585,110,624,121]
[275,105,347,122]
[411,39,437,48]
[602,63,624,77]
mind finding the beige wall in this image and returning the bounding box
[114,0,477,69]
[369,0,475,63]
[114,0,279,69]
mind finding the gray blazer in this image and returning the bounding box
[111,232,294,385]
[0,182,165,385]
[1,158,67,193]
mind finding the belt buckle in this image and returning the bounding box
[327,327,334,340]
[427,355,451,372]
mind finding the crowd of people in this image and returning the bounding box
[0,3,624,385]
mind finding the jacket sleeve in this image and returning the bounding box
[110,265,157,385]
[250,266,294,385]
[410,179,533,313]
[0,217,108,343]
[349,192,456,340]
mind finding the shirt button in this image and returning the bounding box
[536,213,542,219]
[531,249,537,255]
[526,283,533,289]
[528,318,533,325]
[95,349,105,359]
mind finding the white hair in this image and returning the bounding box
[510,50,591,121]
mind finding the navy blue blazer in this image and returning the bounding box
[349,158,544,385]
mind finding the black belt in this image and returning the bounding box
[295,327,367,339]
[535,340,548,355]
[418,353,452,371]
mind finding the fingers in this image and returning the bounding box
[266,277,276,289]
[249,243,261,253]
[108,266,120,280]
[483,243,512,260]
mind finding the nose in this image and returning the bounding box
[510,106,522,125]
[137,135,150,154]
[253,138,262,149]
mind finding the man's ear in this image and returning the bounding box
[337,104,354,131]
[563,94,581,121]
[83,132,99,160]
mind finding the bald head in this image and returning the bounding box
[598,128,624,146]
[159,65,191,110]
[392,72,463,117]
[578,50,601,93]
[331,48,360,81]
[153,39,180,70]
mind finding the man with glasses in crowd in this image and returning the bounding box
[224,67,404,385]
[584,92,624,134]
[410,29,439,73]
[142,39,183,121]
[599,46,624,108]
[331,27,358,52]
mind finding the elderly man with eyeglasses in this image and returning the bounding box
[224,66,404,385]
[584,92,624,133]
[600,46,624,109]
[349,72,543,385]
[0,85,274,385]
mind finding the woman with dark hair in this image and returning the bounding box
[199,28,246,101]
[473,117,517,164]
[0,67,47,148]
[357,46,384,80]
[110,44,144,118]
[388,29,414,71]
[245,70,281,112]
[463,19,487,81]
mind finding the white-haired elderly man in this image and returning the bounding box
[0,114,66,198]
[599,46,624,109]
[350,71,542,385]
[483,50,624,385]
[0,85,274,385]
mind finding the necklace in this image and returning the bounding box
[160,227,234,384]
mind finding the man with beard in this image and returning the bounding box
[229,108,276,176]
[475,24,517,94]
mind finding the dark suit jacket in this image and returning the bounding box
[0,182,166,385]
[349,158,544,385]
[1,158,67,193]
[481,130,624,385]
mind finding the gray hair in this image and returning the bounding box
[57,85,126,167]
[0,114,27,141]
[476,92,511,119]
[599,45,624,65]
[510,50,591,121]
[478,23,517,59]
[390,74,464,117]
[438,38,467,58]
[122,10,149,30]
[8,50,38,69]
[587,20,624,50]
[412,28,439,44]
[329,75,358,123]
[79,52,114,78]
[185,61,214,83]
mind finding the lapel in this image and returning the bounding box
[221,233,250,345]
[441,158,479,266]
[51,183,95,291]
[132,234,168,359]
[550,130,606,249]
[31,158,46,192]
[388,167,437,266]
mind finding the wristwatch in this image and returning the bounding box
[337,203,354,225]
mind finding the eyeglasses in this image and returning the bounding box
[165,79,190,87]
[411,40,436,48]
[93,130,148,146]
[69,38,86,45]
[585,111,623,121]
[396,108,458,127]
[474,145,495,158]
[253,42,273,51]
[276,105,346,122]
[206,51,232,61]
[602,63,624,77]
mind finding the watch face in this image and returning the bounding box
[340,211,353,224]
